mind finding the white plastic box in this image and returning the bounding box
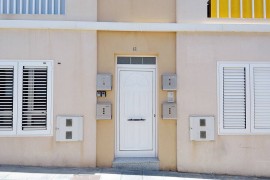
[190,116,214,141]
[56,116,83,142]
[97,74,112,91]
[162,103,177,119]
[162,74,177,90]
[96,103,112,120]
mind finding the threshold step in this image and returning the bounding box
[112,157,160,171]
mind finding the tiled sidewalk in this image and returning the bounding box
[0,165,268,180]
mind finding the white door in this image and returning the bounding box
[116,67,156,157]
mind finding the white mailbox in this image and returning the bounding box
[162,103,177,120]
[56,116,83,142]
[162,74,177,90]
[190,116,214,141]
[97,74,112,91]
[96,103,112,120]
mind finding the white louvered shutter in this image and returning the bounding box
[219,64,250,134]
[17,62,52,135]
[251,64,270,133]
[0,63,18,135]
[0,0,66,15]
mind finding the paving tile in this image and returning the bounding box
[143,175,164,180]
[24,173,54,179]
[163,177,184,180]
[47,174,74,180]
[39,174,60,179]
[4,172,36,179]
[0,172,10,179]
[121,174,143,180]
[72,174,101,180]
[170,172,206,179]
[99,173,121,180]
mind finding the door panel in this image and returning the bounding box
[117,67,156,157]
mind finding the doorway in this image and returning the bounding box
[116,56,157,157]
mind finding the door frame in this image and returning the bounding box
[115,56,158,158]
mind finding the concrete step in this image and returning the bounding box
[112,157,160,171]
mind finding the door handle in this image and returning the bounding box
[128,118,146,121]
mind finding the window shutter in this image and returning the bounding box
[22,66,48,130]
[0,63,17,135]
[18,61,52,135]
[219,64,250,134]
[251,65,270,133]
[0,0,66,15]
[0,66,14,131]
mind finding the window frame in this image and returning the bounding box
[218,62,270,135]
[0,60,53,137]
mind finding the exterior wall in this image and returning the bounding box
[0,0,97,21]
[0,29,97,167]
[98,0,176,22]
[177,32,270,176]
[177,0,208,22]
[97,31,177,170]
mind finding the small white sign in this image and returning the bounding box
[167,91,175,102]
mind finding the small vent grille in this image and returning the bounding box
[0,67,14,131]
[0,0,65,15]
[22,66,47,130]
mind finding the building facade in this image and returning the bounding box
[0,0,270,177]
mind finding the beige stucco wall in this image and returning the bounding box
[177,0,208,22]
[177,32,270,177]
[98,0,176,23]
[0,29,97,167]
[0,0,97,21]
[97,31,177,170]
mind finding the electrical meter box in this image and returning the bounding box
[56,116,83,142]
[97,74,112,91]
[97,103,112,120]
[162,74,177,90]
[162,103,177,119]
[190,116,214,141]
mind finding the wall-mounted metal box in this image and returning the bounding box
[162,103,177,119]
[97,103,112,120]
[162,74,177,90]
[56,116,83,142]
[190,116,214,141]
[97,74,112,91]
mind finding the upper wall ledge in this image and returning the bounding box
[0,20,270,33]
